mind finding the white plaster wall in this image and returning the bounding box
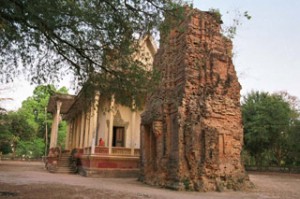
[134,110,142,148]
[114,104,133,148]
[113,104,142,148]
[96,100,142,149]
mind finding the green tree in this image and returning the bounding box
[19,85,67,138]
[9,112,35,140]
[241,91,296,166]
[286,120,300,166]
[0,113,13,154]
[16,138,45,159]
[0,85,69,158]
[271,92,300,166]
[0,0,186,106]
[18,85,68,152]
[0,112,35,158]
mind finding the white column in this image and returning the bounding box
[68,120,74,149]
[84,111,90,148]
[108,95,115,154]
[89,107,94,151]
[90,92,100,154]
[49,100,62,148]
[77,117,82,148]
[74,117,79,148]
[65,123,70,150]
[72,119,77,149]
[80,112,85,148]
[131,99,136,155]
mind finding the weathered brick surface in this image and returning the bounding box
[140,9,252,191]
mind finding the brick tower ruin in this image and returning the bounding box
[140,8,252,191]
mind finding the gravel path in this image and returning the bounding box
[0,161,299,199]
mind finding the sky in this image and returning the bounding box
[194,0,300,99]
[1,0,300,110]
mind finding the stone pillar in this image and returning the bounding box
[65,123,70,150]
[90,92,100,154]
[108,95,115,154]
[72,118,77,149]
[49,100,62,148]
[78,117,82,147]
[153,120,163,167]
[89,107,94,151]
[80,112,85,148]
[131,99,136,155]
[84,110,90,148]
[75,116,80,148]
[72,118,76,149]
[68,120,74,149]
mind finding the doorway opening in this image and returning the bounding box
[113,126,125,147]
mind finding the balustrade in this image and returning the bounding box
[93,146,140,156]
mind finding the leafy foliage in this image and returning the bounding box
[0,114,13,154]
[287,120,300,165]
[0,112,35,157]
[8,112,35,141]
[0,0,187,107]
[242,91,300,166]
[208,8,223,24]
[16,138,45,159]
[0,85,68,158]
[216,9,252,39]
[18,85,66,138]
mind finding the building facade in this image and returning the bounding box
[47,35,157,176]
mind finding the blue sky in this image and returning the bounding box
[1,0,300,110]
[194,0,300,100]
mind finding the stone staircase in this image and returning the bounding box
[56,153,77,174]
[46,152,77,174]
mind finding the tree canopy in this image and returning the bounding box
[242,91,300,167]
[0,0,185,107]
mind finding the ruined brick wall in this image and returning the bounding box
[140,9,252,191]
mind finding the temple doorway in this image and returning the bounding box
[113,126,125,147]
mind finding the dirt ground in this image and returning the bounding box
[0,161,299,199]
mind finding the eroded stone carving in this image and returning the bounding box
[152,120,163,138]
[140,8,252,191]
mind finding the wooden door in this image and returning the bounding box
[113,127,125,147]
